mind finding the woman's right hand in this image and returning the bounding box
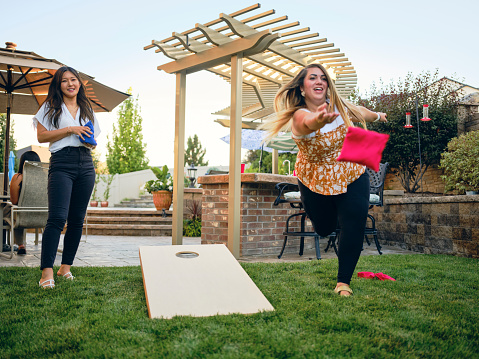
[312,103,339,128]
[292,103,340,136]
[68,125,93,141]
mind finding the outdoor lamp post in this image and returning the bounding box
[404,95,432,192]
[187,164,197,188]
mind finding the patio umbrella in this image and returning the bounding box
[0,42,130,195]
[8,151,15,182]
[267,132,298,152]
[220,129,274,152]
[220,129,274,172]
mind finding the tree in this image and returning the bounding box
[106,88,149,174]
[0,113,16,172]
[352,70,460,192]
[243,149,297,175]
[184,134,208,166]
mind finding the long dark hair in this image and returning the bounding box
[18,151,41,175]
[44,66,95,128]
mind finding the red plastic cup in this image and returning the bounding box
[241,163,245,173]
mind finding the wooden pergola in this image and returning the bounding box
[144,3,357,258]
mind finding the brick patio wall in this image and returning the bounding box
[199,174,314,257]
[372,195,479,258]
[198,175,479,259]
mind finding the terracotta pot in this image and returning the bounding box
[101,201,109,207]
[152,190,172,211]
[90,201,98,207]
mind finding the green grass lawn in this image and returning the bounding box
[0,254,478,358]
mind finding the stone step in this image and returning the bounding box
[83,208,173,236]
[114,194,155,208]
[119,198,154,203]
[86,216,172,225]
[114,203,156,208]
[84,224,172,236]
[86,209,172,218]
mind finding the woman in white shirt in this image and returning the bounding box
[34,66,100,289]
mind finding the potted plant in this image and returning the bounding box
[90,174,100,207]
[145,165,173,211]
[101,174,114,207]
[440,131,479,194]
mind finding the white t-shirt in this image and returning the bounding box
[292,107,344,140]
[33,102,101,153]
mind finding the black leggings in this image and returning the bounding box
[298,172,370,284]
[40,147,95,270]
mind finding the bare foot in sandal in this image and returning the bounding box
[57,264,74,280]
[334,282,353,296]
[39,268,55,289]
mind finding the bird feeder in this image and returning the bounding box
[421,104,431,121]
[404,112,413,128]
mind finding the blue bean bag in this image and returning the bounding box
[79,120,97,146]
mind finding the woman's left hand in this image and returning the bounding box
[377,112,387,123]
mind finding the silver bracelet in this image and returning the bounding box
[373,112,381,122]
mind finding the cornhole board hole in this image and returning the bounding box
[139,244,274,319]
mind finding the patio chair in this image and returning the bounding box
[273,182,324,260]
[2,161,49,259]
[1,172,10,255]
[325,162,389,255]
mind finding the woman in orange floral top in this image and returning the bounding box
[263,63,387,296]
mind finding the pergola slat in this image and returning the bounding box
[277,27,310,38]
[279,33,319,44]
[289,38,328,48]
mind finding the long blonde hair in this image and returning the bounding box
[261,63,365,141]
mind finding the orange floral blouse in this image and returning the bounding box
[293,113,365,195]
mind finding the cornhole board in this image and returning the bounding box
[139,244,274,319]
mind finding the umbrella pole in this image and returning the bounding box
[3,93,11,196]
[258,144,264,173]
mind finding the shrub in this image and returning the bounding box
[183,218,201,237]
[439,131,479,192]
[183,199,202,237]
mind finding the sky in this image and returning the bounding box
[4,0,479,167]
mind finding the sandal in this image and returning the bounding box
[334,285,353,296]
[59,272,75,280]
[39,279,55,289]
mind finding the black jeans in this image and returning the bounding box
[40,147,95,270]
[298,172,370,284]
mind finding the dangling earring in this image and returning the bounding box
[301,90,305,97]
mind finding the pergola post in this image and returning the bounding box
[272,149,279,174]
[172,71,186,245]
[228,53,243,258]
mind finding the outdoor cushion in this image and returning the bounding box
[79,120,97,146]
[284,191,301,200]
[336,127,389,172]
[369,194,380,204]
